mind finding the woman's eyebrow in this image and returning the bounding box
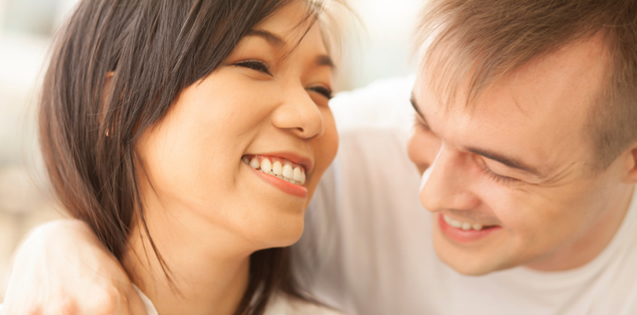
[246,29,334,69]
[246,29,285,47]
[316,55,335,69]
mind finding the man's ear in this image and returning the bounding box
[624,144,637,184]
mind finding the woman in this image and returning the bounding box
[14,0,344,314]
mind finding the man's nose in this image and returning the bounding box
[419,144,480,212]
[408,127,442,175]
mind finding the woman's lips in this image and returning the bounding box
[243,155,308,198]
[242,155,307,185]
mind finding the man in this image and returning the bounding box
[4,0,637,314]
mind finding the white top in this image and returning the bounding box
[134,285,345,315]
[134,285,158,315]
[291,75,637,315]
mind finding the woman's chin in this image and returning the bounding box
[250,219,306,250]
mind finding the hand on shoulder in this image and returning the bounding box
[2,219,146,314]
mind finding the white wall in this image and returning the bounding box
[335,0,423,90]
[0,0,75,302]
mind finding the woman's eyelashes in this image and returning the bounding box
[308,86,333,100]
[235,60,272,76]
[234,59,332,100]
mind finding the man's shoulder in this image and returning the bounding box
[331,75,416,135]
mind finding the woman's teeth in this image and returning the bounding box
[243,156,306,185]
[443,214,487,231]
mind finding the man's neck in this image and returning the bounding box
[525,185,635,272]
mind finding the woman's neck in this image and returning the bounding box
[122,209,254,315]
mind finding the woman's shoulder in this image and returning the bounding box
[133,285,348,315]
[266,293,348,315]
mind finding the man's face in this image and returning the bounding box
[409,37,634,275]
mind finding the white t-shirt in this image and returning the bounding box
[291,75,637,315]
[134,285,346,315]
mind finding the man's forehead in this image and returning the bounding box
[410,92,548,178]
[416,34,609,111]
[411,39,609,180]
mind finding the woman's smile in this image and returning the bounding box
[242,153,311,198]
[243,154,310,185]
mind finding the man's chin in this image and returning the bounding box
[433,238,515,276]
[442,258,497,276]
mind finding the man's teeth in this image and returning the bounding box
[443,214,486,231]
[245,156,306,185]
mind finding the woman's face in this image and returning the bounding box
[136,2,338,249]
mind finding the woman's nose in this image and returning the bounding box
[271,88,324,139]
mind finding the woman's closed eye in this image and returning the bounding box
[308,86,333,100]
[235,60,272,76]
[234,59,332,100]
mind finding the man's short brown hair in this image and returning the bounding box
[416,0,637,169]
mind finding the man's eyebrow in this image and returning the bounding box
[467,147,543,177]
[410,94,427,122]
[410,93,543,177]
[246,29,285,47]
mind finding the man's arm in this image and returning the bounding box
[2,220,146,314]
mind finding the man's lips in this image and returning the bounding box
[438,213,502,243]
[441,213,500,231]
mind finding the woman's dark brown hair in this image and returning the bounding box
[39,0,329,313]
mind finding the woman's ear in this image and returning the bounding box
[624,144,637,184]
[101,72,115,136]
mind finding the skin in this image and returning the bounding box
[4,2,337,315]
[5,17,637,315]
[408,35,637,275]
[122,2,338,314]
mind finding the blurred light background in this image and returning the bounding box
[0,0,422,302]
